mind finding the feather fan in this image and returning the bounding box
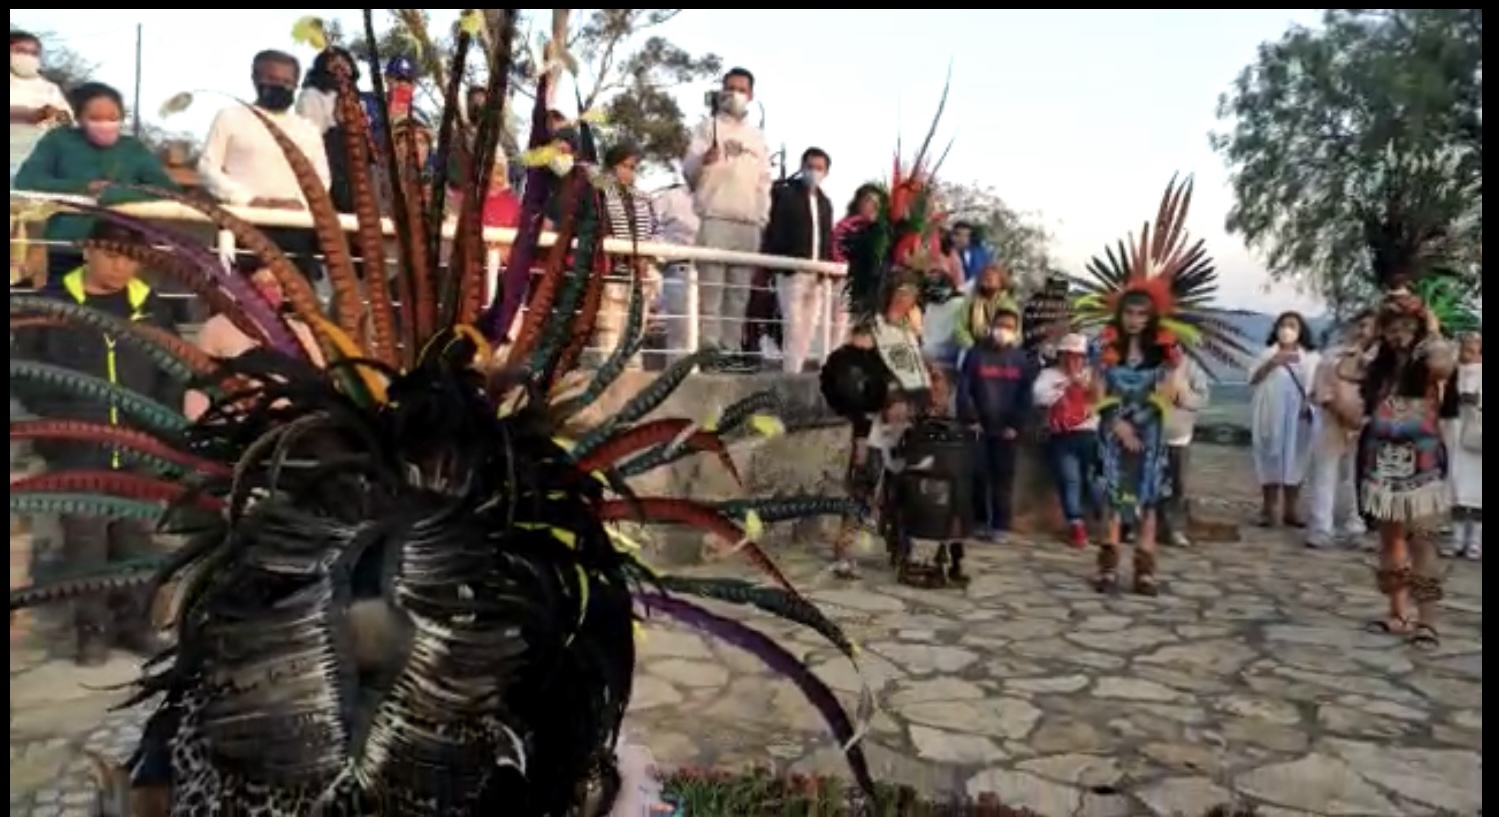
[9,10,874,816]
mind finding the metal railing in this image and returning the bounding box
[11,192,852,366]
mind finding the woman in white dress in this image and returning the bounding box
[1443,332,1482,559]
[1249,312,1322,526]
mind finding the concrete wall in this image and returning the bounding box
[574,371,849,566]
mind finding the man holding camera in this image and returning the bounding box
[682,67,773,368]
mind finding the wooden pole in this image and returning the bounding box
[130,24,143,136]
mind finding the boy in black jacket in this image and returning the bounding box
[11,220,183,666]
[957,308,1034,540]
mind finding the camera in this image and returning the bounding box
[704,89,723,114]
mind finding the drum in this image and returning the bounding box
[892,417,975,541]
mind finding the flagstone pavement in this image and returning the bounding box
[9,453,1483,817]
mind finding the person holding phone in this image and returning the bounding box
[1249,311,1322,527]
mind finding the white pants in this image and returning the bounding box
[776,271,826,373]
[1305,442,1364,541]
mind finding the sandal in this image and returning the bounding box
[1408,623,1440,651]
[1365,617,1412,635]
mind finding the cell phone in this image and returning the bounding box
[703,89,722,113]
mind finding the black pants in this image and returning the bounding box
[973,434,1018,531]
[1157,444,1189,539]
[260,226,323,282]
[60,514,156,634]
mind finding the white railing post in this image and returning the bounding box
[484,246,502,306]
[684,263,701,354]
[214,228,236,268]
[818,276,835,362]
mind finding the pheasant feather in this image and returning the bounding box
[10,9,873,814]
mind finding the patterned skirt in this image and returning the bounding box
[1360,397,1448,524]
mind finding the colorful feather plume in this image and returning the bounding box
[840,73,955,320]
[9,9,873,815]
[1069,174,1253,372]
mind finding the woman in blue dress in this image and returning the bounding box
[1092,290,1179,594]
[1071,176,1253,595]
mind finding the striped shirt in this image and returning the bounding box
[600,180,661,245]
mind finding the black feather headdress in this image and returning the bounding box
[1069,175,1252,372]
[10,10,874,815]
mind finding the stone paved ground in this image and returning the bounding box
[9,447,1483,817]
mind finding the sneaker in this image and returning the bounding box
[1463,543,1482,561]
[832,559,860,579]
[1304,533,1332,550]
[1067,521,1089,550]
[1169,531,1192,548]
[1441,539,1465,558]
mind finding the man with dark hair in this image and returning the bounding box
[950,221,994,284]
[198,48,329,281]
[682,66,771,368]
[760,145,834,371]
[11,219,182,665]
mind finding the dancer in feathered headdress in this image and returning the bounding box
[819,84,965,581]
[1069,175,1252,595]
[9,10,873,815]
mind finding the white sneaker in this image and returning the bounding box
[1463,543,1482,561]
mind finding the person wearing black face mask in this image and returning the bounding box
[197,48,330,282]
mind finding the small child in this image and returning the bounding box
[957,308,1033,540]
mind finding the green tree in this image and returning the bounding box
[334,9,721,167]
[1211,9,1482,308]
[935,181,1055,291]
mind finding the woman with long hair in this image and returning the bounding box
[1248,311,1321,526]
[1442,331,1481,559]
[828,184,883,344]
[1069,175,1252,595]
[1358,294,1458,648]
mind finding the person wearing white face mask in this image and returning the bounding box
[682,67,773,368]
[10,30,72,182]
[9,31,70,125]
[1249,311,1322,527]
[760,146,835,372]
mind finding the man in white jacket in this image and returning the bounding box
[681,67,772,363]
[1158,358,1210,547]
[1305,312,1373,549]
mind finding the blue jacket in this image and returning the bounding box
[957,342,1034,433]
[955,243,994,283]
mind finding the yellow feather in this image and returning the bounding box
[701,410,723,433]
[552,436,577,452]
[521,145,561,167]
[158,92,194,119]
[632,620,647,645]
[550,526,578,549]
[747,413,784,438]
[307,315,388,404]
[744,511,765,540]
[290,16,328,51]
[457,9,486,37]
[577,108,608,125]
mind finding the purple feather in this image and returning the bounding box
[63,199,303,356]
[635,592,875,797]
[486,75,557,342]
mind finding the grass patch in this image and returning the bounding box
[660,768,1260,816]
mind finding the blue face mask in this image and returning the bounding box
[802,170,824,188]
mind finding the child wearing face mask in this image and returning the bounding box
[957,308,1035,540]
[13,81,178,285]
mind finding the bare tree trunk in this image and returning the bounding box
[545,9,571,111]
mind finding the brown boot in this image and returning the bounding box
[1282,484,1305,527]
[76,626,111,668]
[1133,549,1160,597]
[1094,545,1120,593]
[1257,485,1281,527]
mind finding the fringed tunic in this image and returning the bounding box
[1360,394,1448,523]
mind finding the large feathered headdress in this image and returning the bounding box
[839,79,954,319]
[10,10,873,814]
[1070,174,1252,371]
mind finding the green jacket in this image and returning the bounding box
[13,127,179,245]
[953,289,1020,349]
